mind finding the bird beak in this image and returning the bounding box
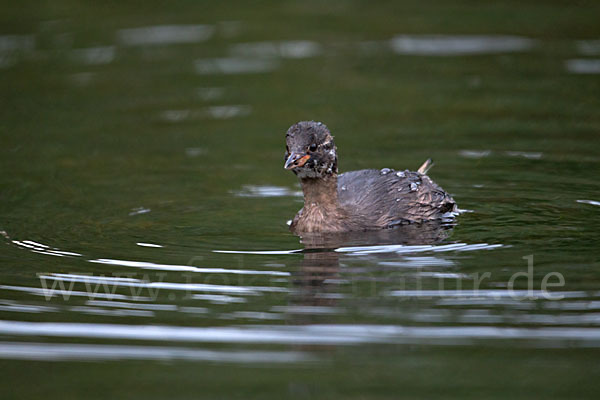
[284,152,311,170]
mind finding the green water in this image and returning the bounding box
[1,1,600,398]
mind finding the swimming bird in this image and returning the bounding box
[284,121,457,233]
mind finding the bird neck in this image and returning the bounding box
[300,174,339,210]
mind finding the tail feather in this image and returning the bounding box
[417,158,434,174]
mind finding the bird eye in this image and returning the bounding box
[309,144,317,152]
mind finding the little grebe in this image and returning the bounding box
[284,121,457,233]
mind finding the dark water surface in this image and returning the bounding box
[2,1,600,398]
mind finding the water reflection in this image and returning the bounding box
[0,341,312,363]
[2,320,600,348]
[389,34,535,56]
[69,46,115,65]
[286,222,456,323]
[289,250,341,324]
[89,258,289,276]
[577,40,600,55]
[68,72,95,86]
[566,59,600,74]
[0,34,35,68]
[194,57,279,74]
[196,87,225,101]
[0,34,35,52]
[2,215,599,363]
[577,199,600,207]
[459,150,491,159]
[136,242,163,248]
[232,185,302,198]
[11,239,82,257]
[229,40,322,59]
[297,222,454,250]
[0,300,58,314]
[129,207,151,216]
[505,151,543,160]
[117,25,214,46]
[160,106,252,122]
[39,273,288,296]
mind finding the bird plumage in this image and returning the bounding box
[284,121,457,233]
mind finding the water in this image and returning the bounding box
[2,1,600,398]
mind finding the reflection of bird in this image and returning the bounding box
[298,221,453,249]
[293,250,340,304]
[289,222,455,325]
[284,121,457,233]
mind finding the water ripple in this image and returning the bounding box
[566,59,600,74]
[390,34,535,56]
[2,320,600,348]
[388,289,589,299]
[213,249,302,255]
[195,57,279,74]
[0,284,151,302]
[0,341,312,363]
[232,185,302,198]
[229,40,322,59]
[577,199,600,207]
[89,258,290,276]
[39,273,288,296]
[117,25,214,46]
[337,242,503,255]
[11,240,81,257]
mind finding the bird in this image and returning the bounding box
[283,121,457,233]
